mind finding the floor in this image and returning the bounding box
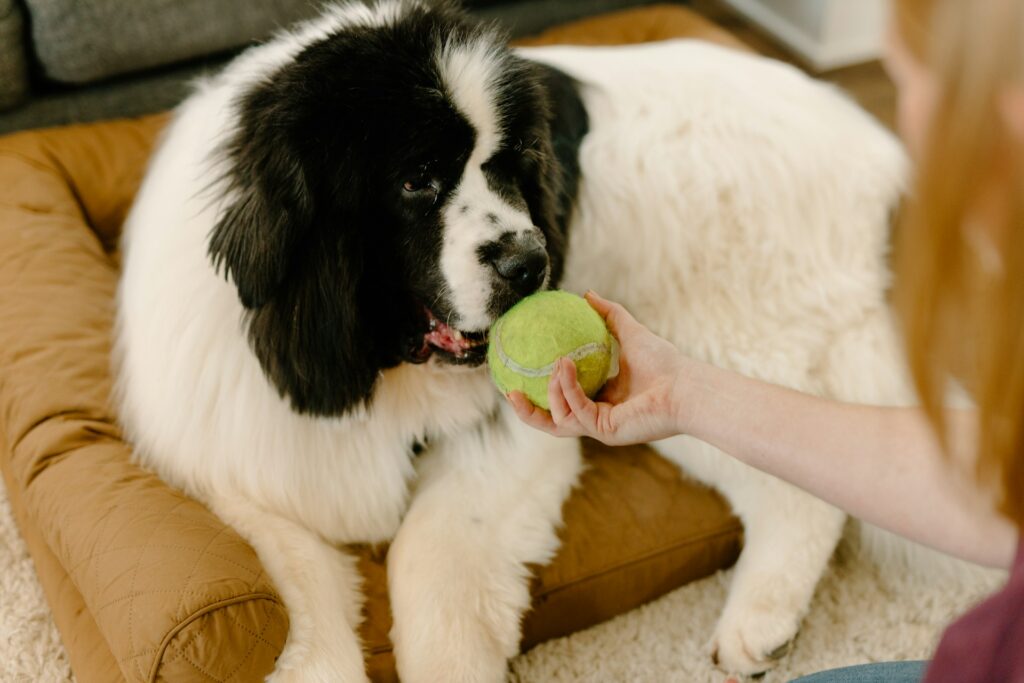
[690,0,898,130]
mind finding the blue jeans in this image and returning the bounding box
[791,661,928,683]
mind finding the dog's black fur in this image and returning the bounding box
[207,2,588,416]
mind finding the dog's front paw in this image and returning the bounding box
[395,643,509,683]
[391,571,520,683]
[390,536,528,682]
[266,651,369,683]
[709,602,801,677]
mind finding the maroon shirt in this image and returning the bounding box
[924,540,1024,682]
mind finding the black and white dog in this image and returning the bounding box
[116,1,910,679]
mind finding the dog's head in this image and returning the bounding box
[208,0,585,415]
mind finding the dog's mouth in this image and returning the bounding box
[409,308,489,366]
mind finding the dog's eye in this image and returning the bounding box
[402,177,441,199]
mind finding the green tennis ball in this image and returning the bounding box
[488,290,615,409]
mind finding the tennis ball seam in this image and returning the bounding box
[491,318,611,379]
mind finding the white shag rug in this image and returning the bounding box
[1,478,1002,683]
[511,530,1003,683]
[0,483,73,682]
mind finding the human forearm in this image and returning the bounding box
[674,358,1017,568]
[507,293,1016,567]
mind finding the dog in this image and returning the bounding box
[115,0,909,679]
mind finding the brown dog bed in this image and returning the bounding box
[0,6,744,681]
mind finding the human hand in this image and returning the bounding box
[507,291,689,446]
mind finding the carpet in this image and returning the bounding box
[0,484,72,682]
[511,528,1003,682]
[1,476,1002,682]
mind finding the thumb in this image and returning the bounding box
[585,291,639,339]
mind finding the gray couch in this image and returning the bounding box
[0,0,679,135]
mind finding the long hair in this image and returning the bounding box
[893,0,1024,524]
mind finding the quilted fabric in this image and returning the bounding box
[0,115,289,681]
[0,5,744,682]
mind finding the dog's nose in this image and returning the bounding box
[488,233,548,296]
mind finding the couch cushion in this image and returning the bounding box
[23,0,695,87]
[1,1,691,134]
[0,0,28,109]
[0,5,745,682]
[25,0,324,85]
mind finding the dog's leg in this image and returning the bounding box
[388,408,582,683]
[208,496,369,683]
[709,475,845,676]
[654,436,846,676]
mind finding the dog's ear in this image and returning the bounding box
[208,87,315,309]
[245,226,379,416]
[207,72,381,415]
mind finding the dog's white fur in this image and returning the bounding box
[118,3,919,679]
[536,41,914,671]
[438,36,547,330]
[440,42,551,329]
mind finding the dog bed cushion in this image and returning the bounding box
[0,6,744,682]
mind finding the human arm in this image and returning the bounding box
[508,293,1018,568]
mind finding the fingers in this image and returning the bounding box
[547,359,573,424]
[583,290,616,321]
[506,363,592,439]
[508,384,584,438]
[507,358,620,442]
[506,391,559,435]
[557,359,604,433]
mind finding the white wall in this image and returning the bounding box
[721,0,890,71]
